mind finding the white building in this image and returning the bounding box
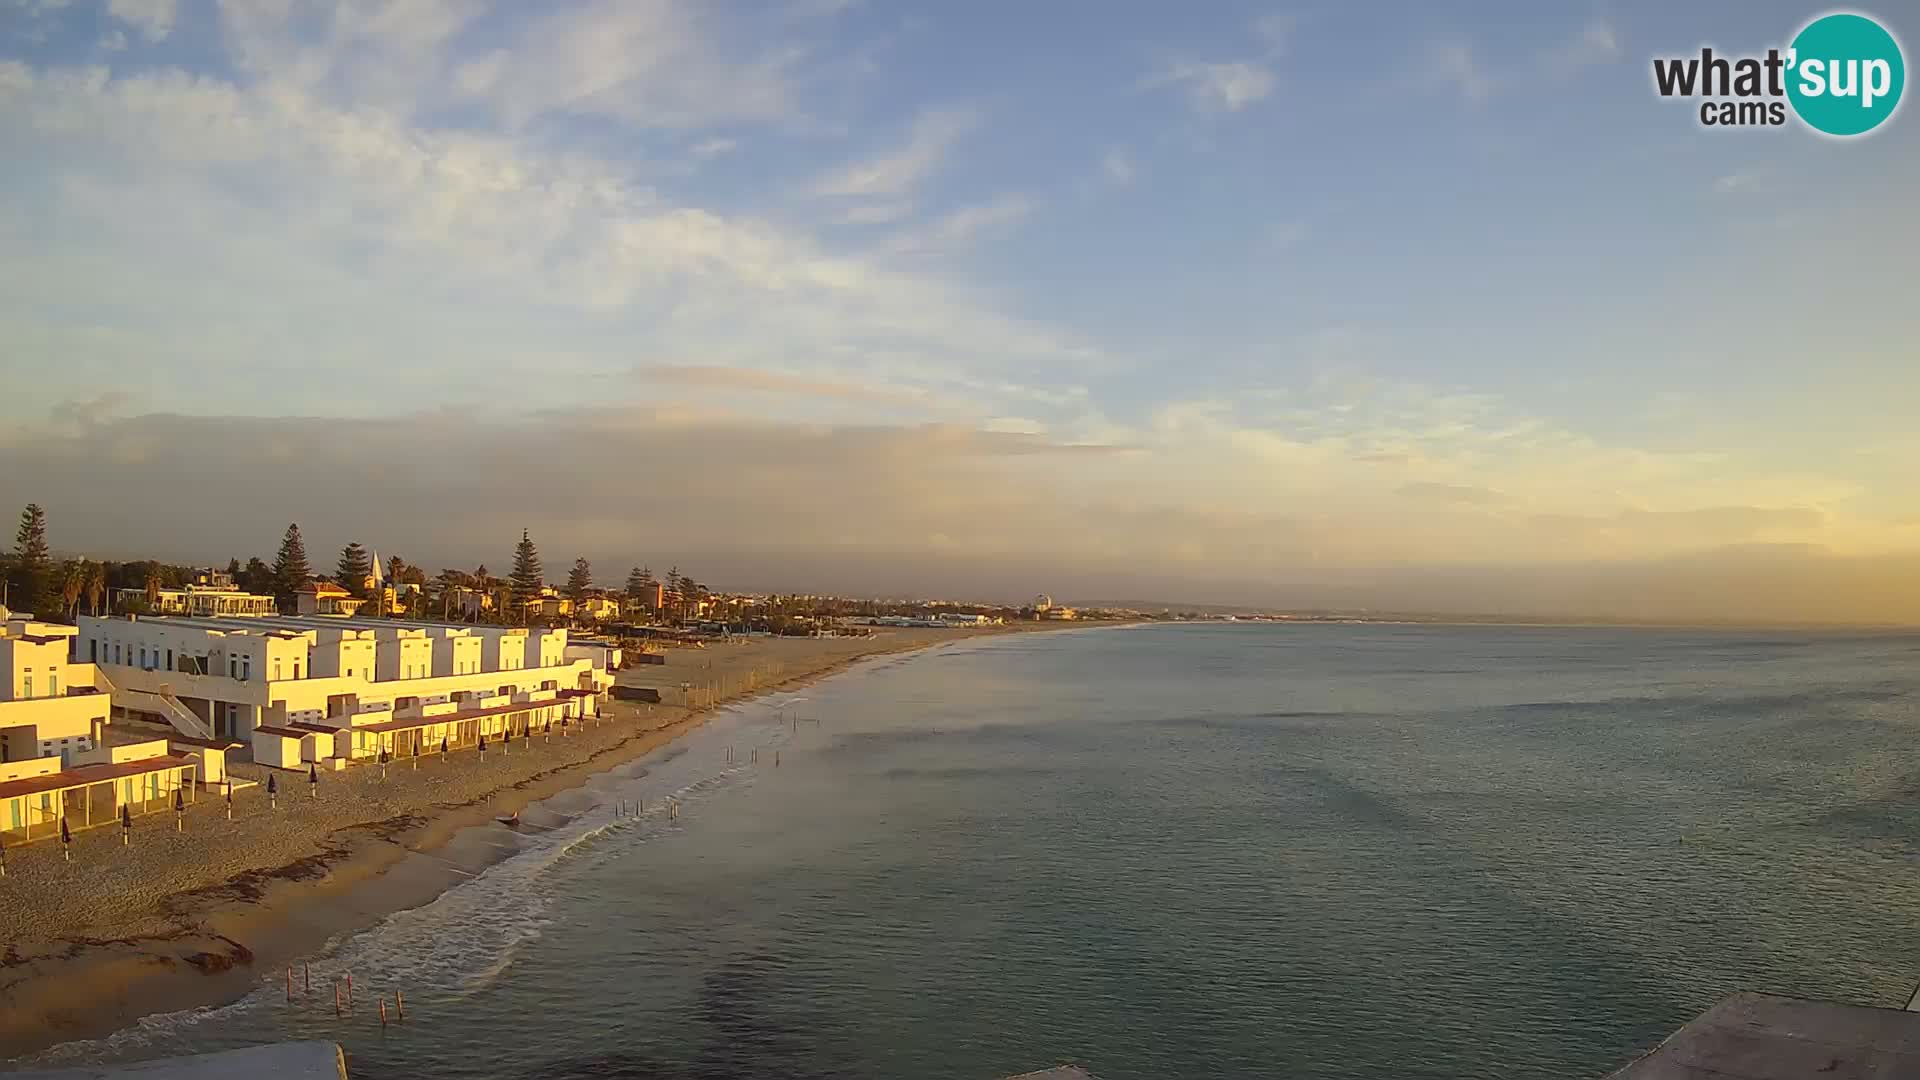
[1,617,109,766]
[75,614,616,750]
[114,583,277,618]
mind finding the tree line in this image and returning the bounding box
[2,504,716,628]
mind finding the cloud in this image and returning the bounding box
[1101,148,1136,186]
[1713,169,1765,194]
[1397,481,1512,505]
[1430,39,1495,102]
[634,364,929,407]
[830,201,915,225]
[888,193,1034,254]
[1146,60,1275,112]
[688,136,739,159]
[1541,18,1620,75]
[810,106,980,198]
[3,408,1914,623]
[108,0,175,42]
[0,62,1101,423]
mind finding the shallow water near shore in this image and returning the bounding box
[21,623,1920,1079]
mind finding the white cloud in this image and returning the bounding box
[0,62,1101,428]
[831,201,915,225]
[1430,39,1495,102]
[1147,60,1275,112]
[1713,169,1764,194]
[1542,18,1620,75]
[688,136,739,159]
[888,194,1034,254]
[810,106,979,198]
[1101,148,1136,185]
[108,0,176,42]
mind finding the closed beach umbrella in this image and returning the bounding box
[267,772,278,808]
[121,804,132,842]
[60,816,72,860]
[308,762,319,797]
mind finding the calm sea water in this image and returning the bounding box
[29,623,1920,1079]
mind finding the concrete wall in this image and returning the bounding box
[0,756,60,783]
[252,730,303,770]
[0,635,72,701]
[69,738,169,767]
[432,635,482,676]
[375,635,435,681]
[0,693,110,763]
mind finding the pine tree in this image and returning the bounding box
[665,566,686,623]
[240,556,272,595]
[336,542,371,598]
[10,503,53,616]
[271,524,311,611]
[509,529,543,614]
[566,557,593,602]
[625,566,647,599]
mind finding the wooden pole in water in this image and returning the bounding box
[285,966,292,1002]
[396,991,405,1021]
[346,972,354,1008]
[334,983,342,1018]
[305,961,311,991]
[379,997,388,1028]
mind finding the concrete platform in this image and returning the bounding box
[1609,992,1920,1078]
[9,1041,347,1079]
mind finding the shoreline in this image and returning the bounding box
[0,622,1107,1063]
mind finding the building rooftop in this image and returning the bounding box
[0,753,195,802]
[1608,992,1920,1079]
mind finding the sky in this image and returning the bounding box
[2,0,1918,622]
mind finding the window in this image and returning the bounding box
[115,644,122,664]
[49,673,58,696]
[241,657,251,681]
[22,676,32,698]
[89,640,98,662]
[167,649,173,670]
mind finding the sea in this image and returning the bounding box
[21,622,1920,1079]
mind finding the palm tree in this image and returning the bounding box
[86,560,108,616]
[59,560,86,621]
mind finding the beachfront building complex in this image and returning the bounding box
[1,616,200,844]
[74,614,617,770]
[0,617,109,765]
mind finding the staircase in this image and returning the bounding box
[100,670,214,740]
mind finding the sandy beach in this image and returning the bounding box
[0,623,1088,1062]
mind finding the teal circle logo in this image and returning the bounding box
[1787,13,1905,136]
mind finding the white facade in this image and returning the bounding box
[76,615,610,742]
[1,621,109,765]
